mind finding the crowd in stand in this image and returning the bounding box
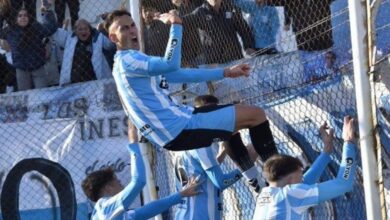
[0,0,339,94]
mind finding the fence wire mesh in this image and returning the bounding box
[0,0,388,220]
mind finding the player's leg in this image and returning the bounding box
[164,103,278,163]
[234,105,278,162]
[224,134,261,193]
[164,104,235,151]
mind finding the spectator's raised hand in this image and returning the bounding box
[223,64,251,78]
[157,12,182,25]
[319,122,334,154]
[342,116,356,144]
[180,176,202,197]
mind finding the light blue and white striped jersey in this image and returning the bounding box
[112,24,224,147]
[91,143,145,220]
[92,196,136,220]
[252,184,318,220]
[253,143,357,220]
[174,144,223,220]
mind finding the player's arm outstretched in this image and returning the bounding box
[164,63,251,83]
[119,123,146,208]
[303,122,335,184]
[131,177,201,220]
[316,116,357,202]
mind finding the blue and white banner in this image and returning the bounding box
[0,79,138,219]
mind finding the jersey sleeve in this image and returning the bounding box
[205,166,242,190]
[317,142,357,203]
[286,184,320,214]
[303,152,332,184]
[122,24,183,77]
[194,147,242,190]
[91,144,146,219]
[164,68,225,83]
[119,143,146,208]
[132,193,182,220]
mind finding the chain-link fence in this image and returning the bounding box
[0,0,389,219]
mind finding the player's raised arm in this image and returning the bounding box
[120,121,146,208]
[317,116,357,203]
[146,12,183,73]
[131,177,201,220]
[164,64,251,83]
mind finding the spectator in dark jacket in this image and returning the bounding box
[171,0,204,67]
[183,0,255,65]
[142,5,170,56]
[0,5,57,91]
[261,0,336,81]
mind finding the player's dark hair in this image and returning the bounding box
[263,154,303,182]
[194,95,219,107]
[81,167,116,202]
[104,9,132,33]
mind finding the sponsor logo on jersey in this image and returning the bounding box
[343,157,354,179]
[167,39,178,60]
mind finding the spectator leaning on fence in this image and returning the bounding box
[142,5,170,57]
[82,122,201,220]
[51,19,116,85]
[183,0,255,65]
[0,2,57,91]
[170,0,204,67]
[235,0,280,55]
[253,116,358,219]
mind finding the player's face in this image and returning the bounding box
[109,15,140,50]
[288,168,303,184]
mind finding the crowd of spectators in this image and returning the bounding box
[0,0,341,94]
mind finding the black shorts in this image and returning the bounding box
[164,104,235,151]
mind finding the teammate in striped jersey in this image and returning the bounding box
[253,116,358,220]
[174,142,242,220]
[82,123,201,220]
[103,10,278,162]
